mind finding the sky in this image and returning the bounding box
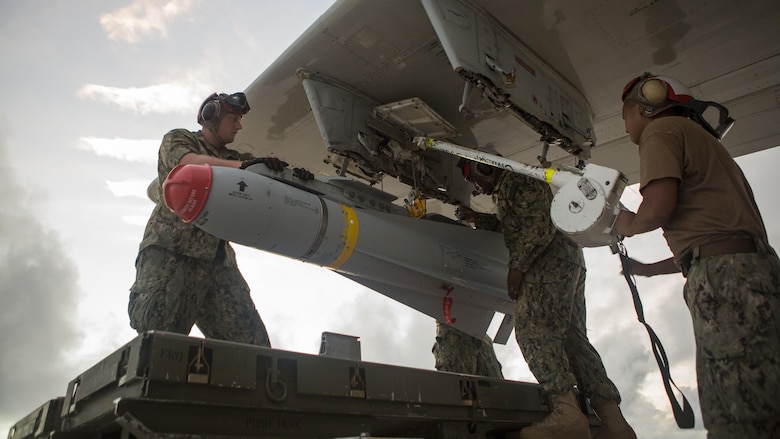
[1,1,778,438]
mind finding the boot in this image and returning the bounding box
[517,390,591,439]
[593,401,636,439]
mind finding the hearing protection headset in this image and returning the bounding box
[197,92,251,124]
[475,162,494,176]
[622,72,735,139]
[458,148,501,181]
[621,73,692,117]
[198,93,222,122]
[198,93,222,123]
[459,160,493,182]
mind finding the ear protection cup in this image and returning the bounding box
[639,78,669,105]
[623,73,693,117]
[623,73,733,139]
[457,148,501,180]
[457,160,494,180]
[200,99,221,122]
[475,162,494,177]
[631,78,671,116]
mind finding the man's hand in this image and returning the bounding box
[240,157,288,171]
[507,268,523,300]
[293,167,315,181]
[454,204,477,223]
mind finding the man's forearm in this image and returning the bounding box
[179,152,241,168]
[616,209,667,237]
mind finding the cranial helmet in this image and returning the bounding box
[197,92,251,130]
[621,73,693,117]
[622,72,735,139]
[457,146,502,181]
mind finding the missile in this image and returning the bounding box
[163,164,515,343]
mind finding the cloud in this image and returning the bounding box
[106,179,155,199]
[76,82,208,115]
[76,137,159,163]
[100,0,198,44]
[121,215,153,226]
[75,60,229,115]
[0,127,82,426]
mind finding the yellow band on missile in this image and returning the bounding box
[544,168,556,185]
[329,205,359,269]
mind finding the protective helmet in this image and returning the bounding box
[622,72,735,139]
[197,92,251,127]
[621,73,692,117]
[457,146,501,181]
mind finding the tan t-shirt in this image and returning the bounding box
[638,116,767,263]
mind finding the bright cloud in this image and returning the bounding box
[100,0,197,44]
[105,179,155,199]
[121,215,153,226]
[76,137,159,163]
[76,81,208,115]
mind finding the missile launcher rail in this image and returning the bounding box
[9,331,600,438]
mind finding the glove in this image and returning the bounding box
[240,157,287,172]
[293,167,315,181]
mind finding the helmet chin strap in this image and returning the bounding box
[213,130,227,147]
[204,120,227,147]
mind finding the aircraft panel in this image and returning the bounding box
[235,0,779,205]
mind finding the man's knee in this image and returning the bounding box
[128,291,192,335]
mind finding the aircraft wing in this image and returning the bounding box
[211,0,779,338]
[234,0,780,203]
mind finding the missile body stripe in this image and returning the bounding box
[299,196,329,261]
[329,205,359,269]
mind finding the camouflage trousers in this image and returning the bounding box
[128,246,271,347]
[684,248,780,438]
[514,259,621,407]
[432,321,504,378]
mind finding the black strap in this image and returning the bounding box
[617,242,696,429]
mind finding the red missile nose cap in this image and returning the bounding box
[162,164,213,223]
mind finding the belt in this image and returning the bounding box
[679,237,757,276]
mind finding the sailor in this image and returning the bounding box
[128,91,312,346]
[457,153,636,439]
[616,73,780,438]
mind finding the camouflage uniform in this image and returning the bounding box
[474,172,621,406]
[432,321,504,378]
[128,128,270,347]
[684,244,780,438]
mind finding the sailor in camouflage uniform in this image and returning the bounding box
[457,158,636,439]
[617,73,780,438]
[129,92,311,347]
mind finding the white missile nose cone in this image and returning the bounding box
[163,164,213,223]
